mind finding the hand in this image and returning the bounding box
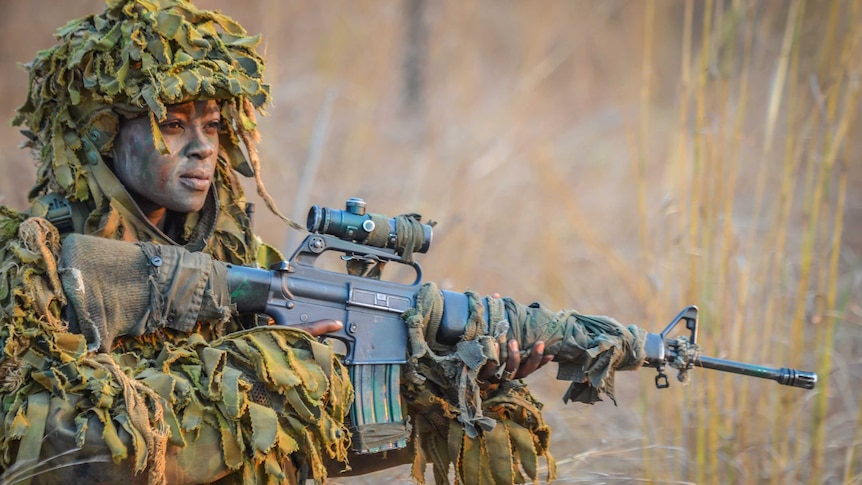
[479,339,554,385]
[292,319,343,337]
[478,292,553,385]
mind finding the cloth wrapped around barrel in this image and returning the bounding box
[401,282,646,484]
[0,214,353,485]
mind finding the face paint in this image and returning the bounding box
[113,100,221,226]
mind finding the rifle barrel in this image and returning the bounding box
[694,355,817,390]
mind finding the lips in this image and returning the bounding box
[179,170,212,191]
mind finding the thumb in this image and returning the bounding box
[293,319,343,337]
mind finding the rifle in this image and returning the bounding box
[225,198,817,455]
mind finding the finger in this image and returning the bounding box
[295,319,343,337]
[491,292,502,299]
[479,363,497,382]
[516,340,545,378]
[506,340,520,374]
[478,340,502,381]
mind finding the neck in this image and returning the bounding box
[137,203,168,230]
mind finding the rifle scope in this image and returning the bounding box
[307,198,433,254]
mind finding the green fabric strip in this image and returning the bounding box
[11,391,49,485]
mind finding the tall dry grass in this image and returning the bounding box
[627,1,860,484]
[0,1,860,484]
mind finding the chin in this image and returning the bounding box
[169,199,208,214]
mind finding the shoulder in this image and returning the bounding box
[0,205,27,239]
[27,192,91,235]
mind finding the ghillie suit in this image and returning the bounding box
[0,1,648,484]
[1,1,349,483]
[0,216,352,484]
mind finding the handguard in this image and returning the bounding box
[643,306,817,390]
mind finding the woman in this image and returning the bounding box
[0,1,646,483]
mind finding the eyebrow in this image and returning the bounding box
[203,102,221,115]
[166,102,220,117]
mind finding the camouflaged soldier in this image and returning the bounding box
[0,1,647,484]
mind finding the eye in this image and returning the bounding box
[159,120,183,134]
[204,119,222,134]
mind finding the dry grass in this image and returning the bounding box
[1,1,861,484]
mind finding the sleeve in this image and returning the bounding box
[58,234,233,352]
[502,298,647,405]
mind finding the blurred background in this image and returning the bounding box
[1,1,860,483]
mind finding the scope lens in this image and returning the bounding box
[306,205,326,233]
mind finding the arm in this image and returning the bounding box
[5,225,353,484]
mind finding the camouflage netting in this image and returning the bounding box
[0,216,353,484]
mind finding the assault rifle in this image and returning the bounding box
[225,198,817,455]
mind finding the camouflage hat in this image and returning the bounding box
[14,0,271,203]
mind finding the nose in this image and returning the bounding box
[185,126,216,160]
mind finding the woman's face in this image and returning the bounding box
[112,100,221,219]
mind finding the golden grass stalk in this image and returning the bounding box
[691,1,712,482]
[810,16,860,478]
[633,1,655,478]
[659,1,695,479]
[722,6,755,482]
[812,160,848,481]
[768,4,807,483]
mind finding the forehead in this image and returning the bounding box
[166,100,220,117]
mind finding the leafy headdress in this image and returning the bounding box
[13,0,288,227]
